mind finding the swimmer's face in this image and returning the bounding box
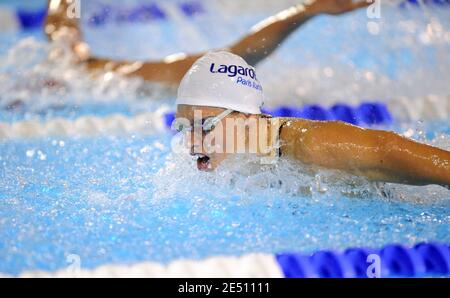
[175,104,249,171]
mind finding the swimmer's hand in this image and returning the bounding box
[307,0,371,15]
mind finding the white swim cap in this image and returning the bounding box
[176,51,264,114]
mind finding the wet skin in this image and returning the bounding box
[176,104,450,188]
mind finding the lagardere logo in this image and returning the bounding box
[210,63,262,92]
[209,63,258,81]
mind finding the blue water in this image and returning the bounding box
[0,133,449,276]
[0,0,449,276]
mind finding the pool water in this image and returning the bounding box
[0,132,449,276]
[0,0,449,276]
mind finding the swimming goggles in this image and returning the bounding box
[172,109,234,133]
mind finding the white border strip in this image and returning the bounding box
[0,109,169,140]
[0,253,283,278]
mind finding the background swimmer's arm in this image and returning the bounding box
[45,0,200,83]
[76,0,371,83]
[45,0,369,84]
[82,54,204,84]
[228,0,371,66]
[280,120,450,187]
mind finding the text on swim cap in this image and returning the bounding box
[236,77,262,92]
[210,63,257,80]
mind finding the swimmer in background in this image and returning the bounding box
[45,0,371,85]
[174,51,450,188]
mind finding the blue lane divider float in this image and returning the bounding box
[310,250,356,278]
[16,8,47,30]
[164,112,176,129]
[88,3,167,27]
[11,0,450,30]
[276,242,450,278]
[8,1,206,30]
[164,101,393,129]
[380,244,427,277]
[344,247,379,277]
[415,242,450,275]
[87,1,205,27]
[261,102,393,125]
[401,0,450,8]
[179,1,206,17]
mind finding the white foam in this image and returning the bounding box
[0,109,168,140]
[0,37,174,112]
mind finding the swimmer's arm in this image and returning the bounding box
[83,54,204,84]
[44,0,199,83]
[280,120,450,187]
[82,0,371,83]
[228,0,371,66]
[45,0,369,84]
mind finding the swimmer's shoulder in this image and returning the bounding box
[257,115,313,161]
[261,115,311,132]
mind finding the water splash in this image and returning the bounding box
[153,132,450,205]
[0,36,173,116]
[256,5,450,112]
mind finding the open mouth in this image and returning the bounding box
[196,154,211,171]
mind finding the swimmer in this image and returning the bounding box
[45,0,371,84]
[174,51,450,188]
